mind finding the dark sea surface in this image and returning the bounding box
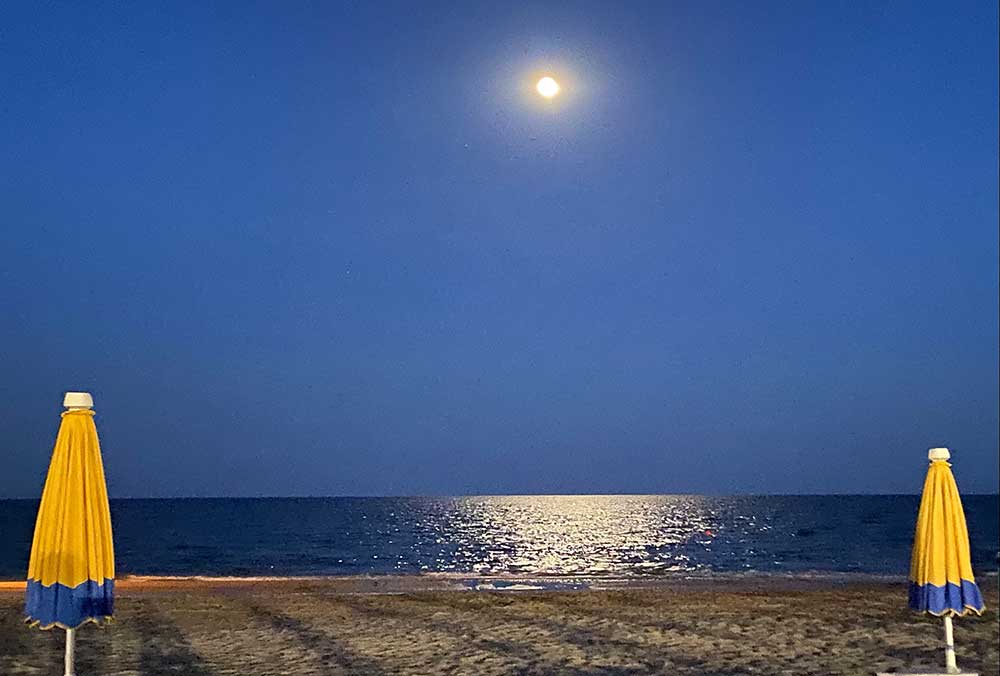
[1,495,997,579]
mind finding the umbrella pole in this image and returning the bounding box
[942,615,958,673]
[64,627,75,676]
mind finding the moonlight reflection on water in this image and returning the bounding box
[442,495,716,576]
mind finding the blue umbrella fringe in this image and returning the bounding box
[24,578,114,630]
[908,579,985,616]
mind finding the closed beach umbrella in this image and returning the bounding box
[25,392,115,676]
[908,447,984,673]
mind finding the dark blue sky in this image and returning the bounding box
[1,2,997,497]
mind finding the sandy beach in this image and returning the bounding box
[1,575,996,675]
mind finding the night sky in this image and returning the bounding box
[2,2,997,497]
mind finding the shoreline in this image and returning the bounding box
[0,569,949,594]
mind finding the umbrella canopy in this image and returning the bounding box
[25,392,115,630]
[908,447,984,617]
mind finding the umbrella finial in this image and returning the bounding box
[928,447,950,462]
[63,392,94,410]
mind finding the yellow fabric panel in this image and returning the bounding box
[909,460,976,588]
[26,410,115,588]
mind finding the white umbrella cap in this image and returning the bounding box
[928,447,950,461]
[63,392,94,409]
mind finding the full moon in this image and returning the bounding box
[536,76,560,98]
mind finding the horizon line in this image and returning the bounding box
[2,492,999,500]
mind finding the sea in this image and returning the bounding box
[0,495,997,580]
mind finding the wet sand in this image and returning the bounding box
[2,576,997,675]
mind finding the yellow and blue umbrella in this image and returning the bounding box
[25,392,115,673]
[907,446,983,672]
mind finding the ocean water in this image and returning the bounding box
[0,495,996,579]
